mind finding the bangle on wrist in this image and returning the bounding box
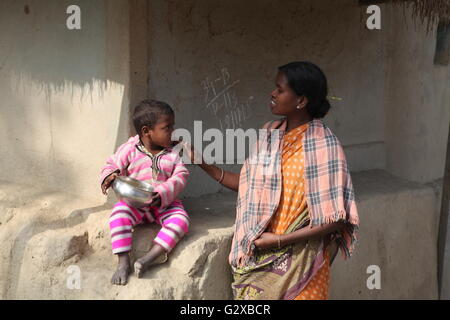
[217,167,225,184]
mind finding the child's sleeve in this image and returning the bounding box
[100,139,134,186]
[153,153,189,209]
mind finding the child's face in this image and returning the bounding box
[147,114,175,148]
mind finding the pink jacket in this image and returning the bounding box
[100,135,189,209]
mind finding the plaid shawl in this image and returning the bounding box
[229,118,359,268]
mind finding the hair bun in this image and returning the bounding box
[315,98,331,118]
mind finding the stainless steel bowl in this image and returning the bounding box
[112,176,156,208]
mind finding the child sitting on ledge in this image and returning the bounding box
[100,99,189,286]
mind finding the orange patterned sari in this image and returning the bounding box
[267,122,331,300]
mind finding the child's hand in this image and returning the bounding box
[101,172,118,195]
[149,193,161,207]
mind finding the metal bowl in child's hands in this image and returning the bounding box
[112,176,156,208]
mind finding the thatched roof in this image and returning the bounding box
[389,0,450,31]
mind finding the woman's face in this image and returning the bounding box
[269,71,301,116]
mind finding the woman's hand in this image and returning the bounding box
[253,232,281,250]
[179,140,203,165]
[178,139,240,192]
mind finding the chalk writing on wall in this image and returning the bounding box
[201,68,253,131]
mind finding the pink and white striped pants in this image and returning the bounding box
[109,200,189,254]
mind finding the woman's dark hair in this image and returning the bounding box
[132,99,174,134]
[278,61,331,118]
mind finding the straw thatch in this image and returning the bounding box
[388,0,450,32]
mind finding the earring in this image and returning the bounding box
[296,105,301,109]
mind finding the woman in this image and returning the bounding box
[184,61,359,300]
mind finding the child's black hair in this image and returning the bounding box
[132,99,174,135]
[278,61,331,119]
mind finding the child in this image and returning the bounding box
[100,99,189,286]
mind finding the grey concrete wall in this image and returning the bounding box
[0,0,130,202]
[147,0,390,197]
[383,5,450,183]
[2,0,447,199]
[146,0,450,197]
[330,170,439,299]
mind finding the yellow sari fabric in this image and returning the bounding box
[267,122,331,300]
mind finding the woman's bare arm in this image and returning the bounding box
[254,221,346,250]
[181,141,240,192]
[198,162,240,192]
[281,221,345,246]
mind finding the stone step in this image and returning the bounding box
[0,169,443,299]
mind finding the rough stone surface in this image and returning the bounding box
[0,182,235,299]
[0,169,443,299]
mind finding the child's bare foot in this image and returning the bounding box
[111,252,131,285]
[134,245,167,278]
